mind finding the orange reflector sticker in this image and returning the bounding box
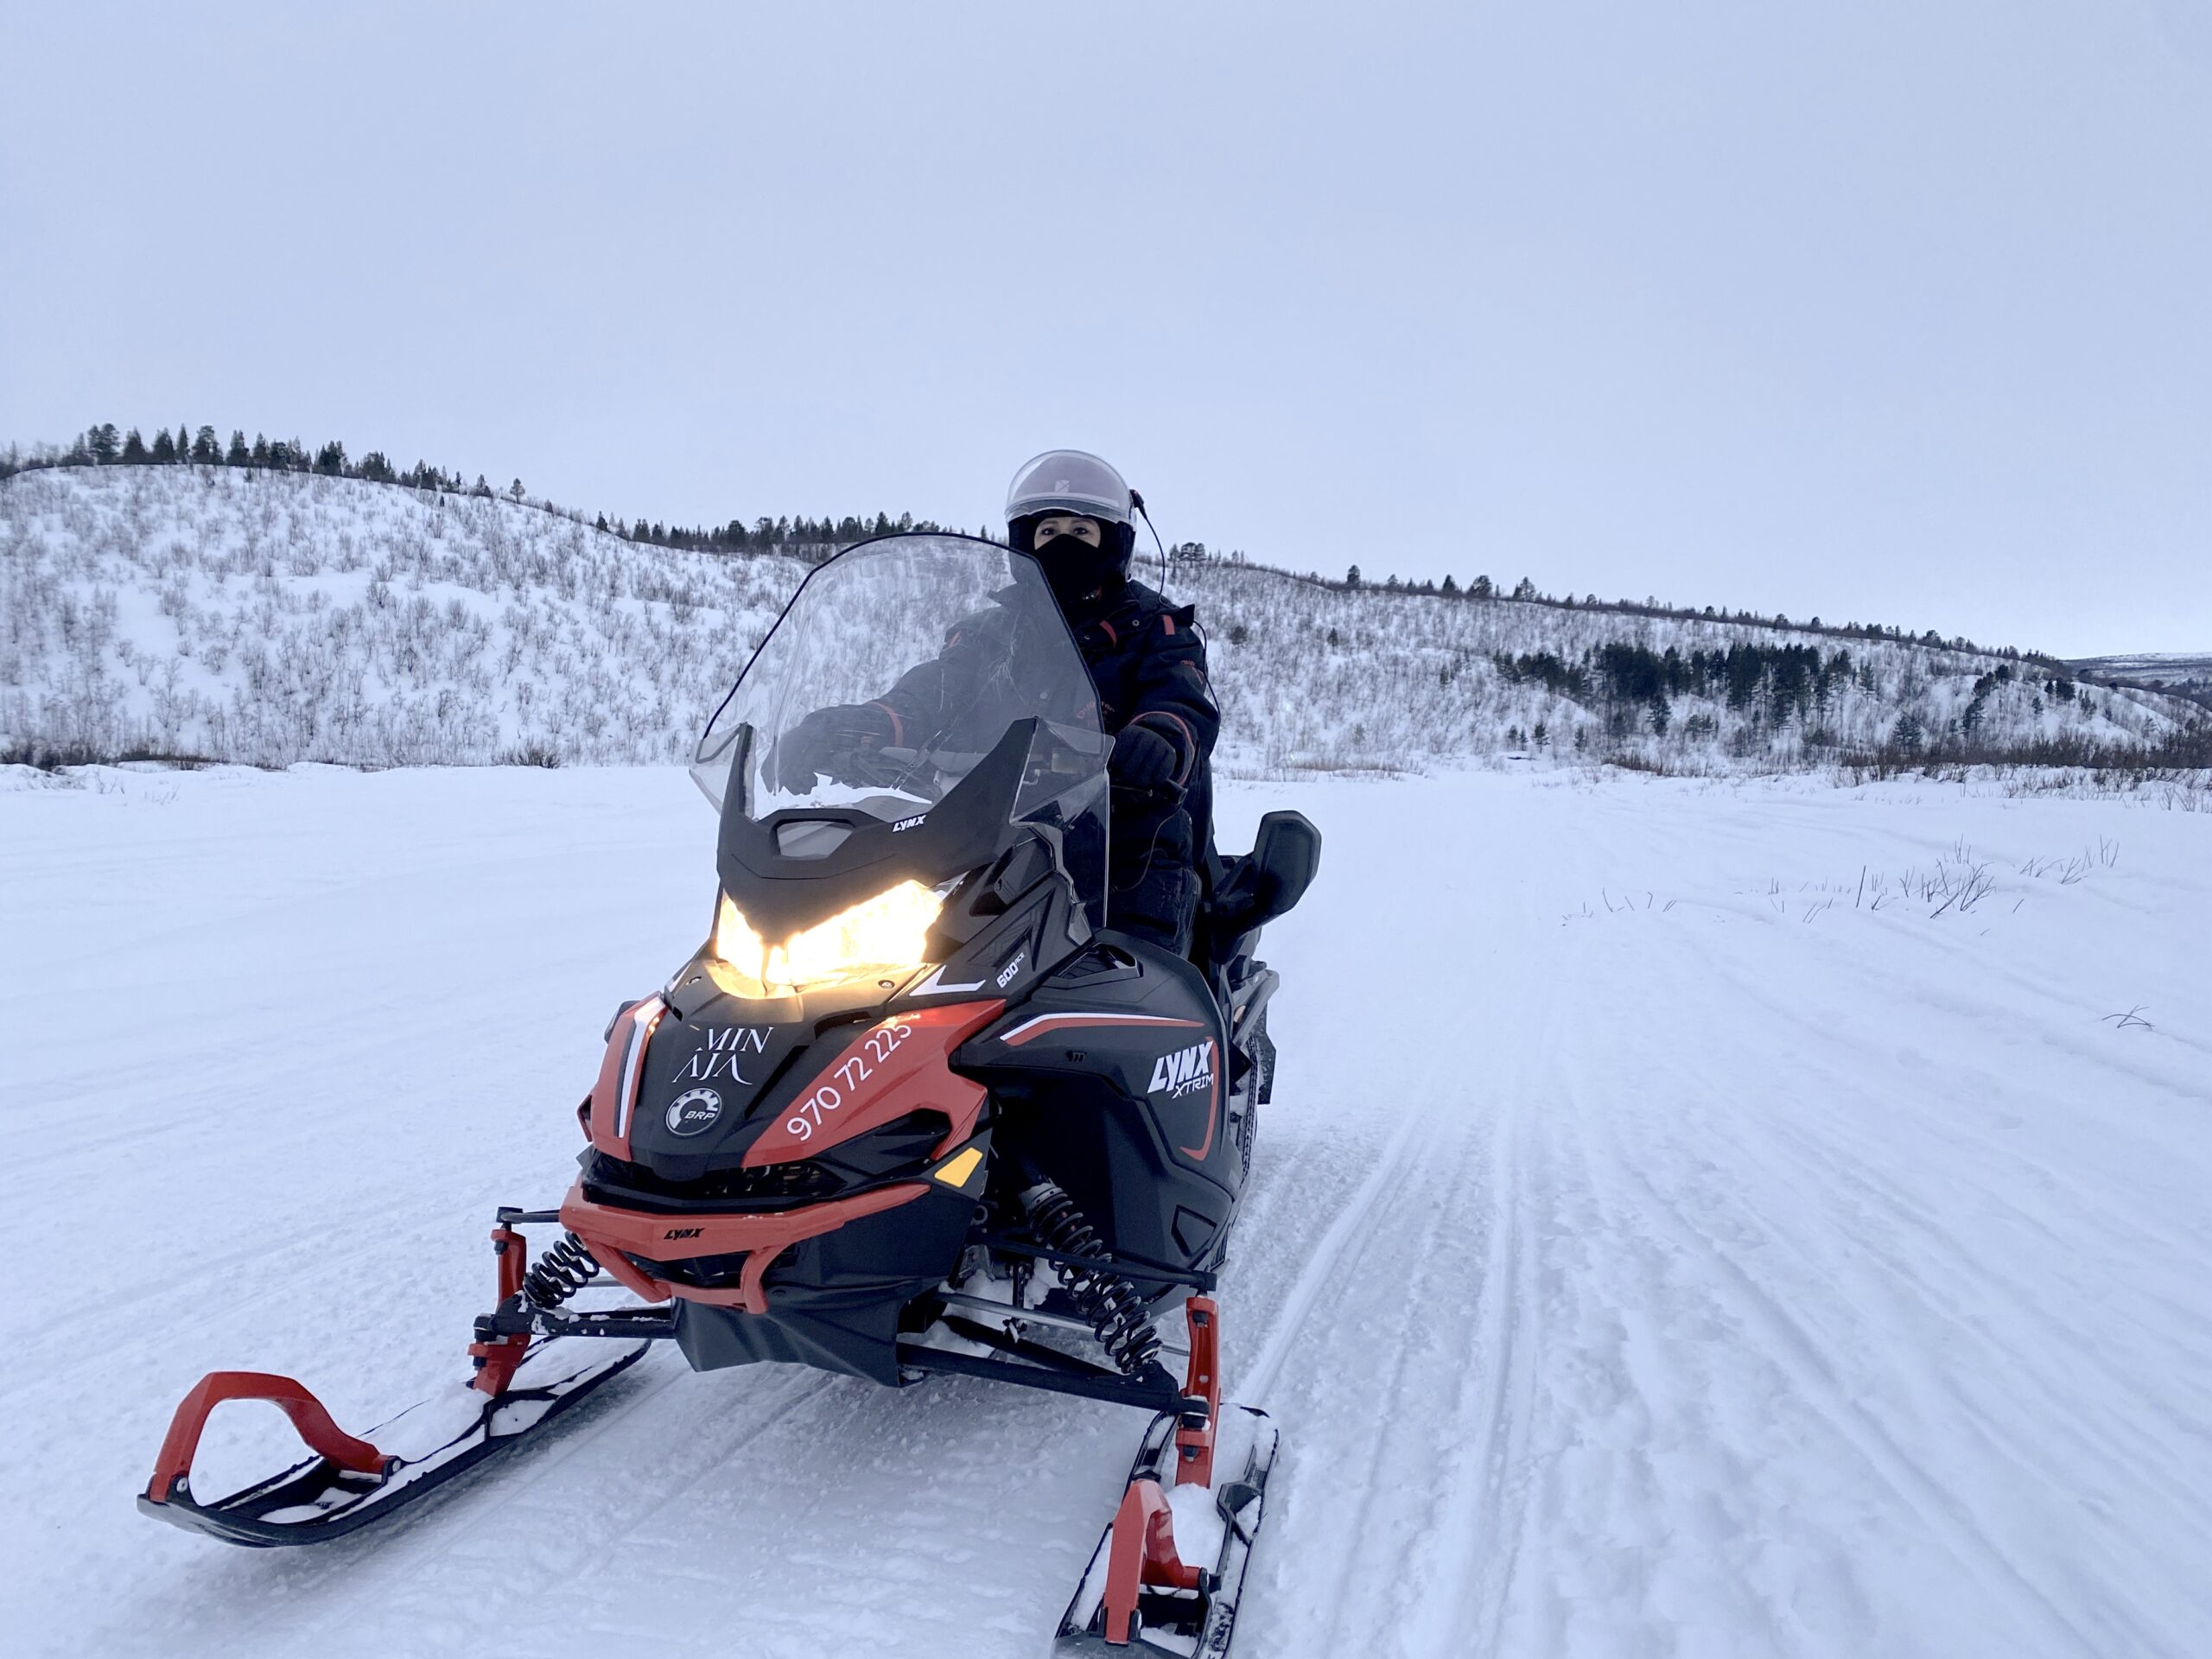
[933,1147,984,1189]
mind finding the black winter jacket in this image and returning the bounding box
[866,579,1218,796]
[1065,581,1219,790]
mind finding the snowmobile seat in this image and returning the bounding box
[1205,810,1320,947]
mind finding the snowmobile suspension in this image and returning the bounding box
[1018,1180,1162,1375]
[522,1230,602,1308]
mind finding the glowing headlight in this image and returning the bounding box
[710,880,943,995]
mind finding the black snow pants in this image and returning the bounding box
[1109,766,1211,956]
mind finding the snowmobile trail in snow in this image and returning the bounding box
[4,763,2209,1657]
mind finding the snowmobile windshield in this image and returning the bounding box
[691,533,1110,913]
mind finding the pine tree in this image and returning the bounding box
[251,434,270,465]
[227,430,250,465]
[1471,575,1493,599]
[90,423,121,464]
[122,427,149,463]
[151,428,177,462]
[1440,574,1459,596]
[193,425,219,462]
[1344,564,1361,589]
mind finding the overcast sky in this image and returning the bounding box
[4,2,2207,655]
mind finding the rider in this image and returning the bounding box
[1003,449,1218,953]
[779,450,1218,953]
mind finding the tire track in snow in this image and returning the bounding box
[1609,1152,2120,1659]
[1237,889,1564,1656]
[1406,966,1553,1659]
[1235,1102,1428,1405]
[1296,1126,1495,1656]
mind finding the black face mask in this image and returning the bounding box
[1035,530,1124,619]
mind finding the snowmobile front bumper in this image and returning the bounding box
[561,1171,980,1387]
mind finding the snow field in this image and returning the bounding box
[1,763,2207,1656]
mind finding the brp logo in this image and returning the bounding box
[665,1087,722,1137]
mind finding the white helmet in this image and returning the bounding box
[1005,448,1133,526]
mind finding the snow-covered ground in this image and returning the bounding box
[3,764,2208,1657]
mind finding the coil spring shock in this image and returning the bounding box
[1019,1180,1162,1375]
[522,1230,602,1309]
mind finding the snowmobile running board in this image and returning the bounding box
[137,1338,650,1547]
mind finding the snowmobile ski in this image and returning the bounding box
[1055,1298,1280,1655]
[1055,1405,1279,1654]
[138,1336,648,1547]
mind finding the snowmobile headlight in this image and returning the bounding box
[710,881,942,995]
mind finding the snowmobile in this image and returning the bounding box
[138,532,1319,1655]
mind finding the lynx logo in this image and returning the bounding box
[892,812,927,833]
[664,1087,723,1137]
[1147,1040,1216,1100]
[663,1226,703,1241]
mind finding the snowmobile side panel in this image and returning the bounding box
[137,1337,649,1548]
[960,939,1242,1281]
[740,1001,1001,1166]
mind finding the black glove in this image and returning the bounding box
[1109,721,1183,792]
[773,703,895,791]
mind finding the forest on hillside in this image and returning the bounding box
[3,463,2204,781]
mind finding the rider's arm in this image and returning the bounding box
[863,620,995,749]
[1122,606,1219,790]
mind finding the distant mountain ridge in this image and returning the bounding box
[3,466,2204,775]
[2066,653,2212,710]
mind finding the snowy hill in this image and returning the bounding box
[3,465,2203,773]
[1,466,805,768]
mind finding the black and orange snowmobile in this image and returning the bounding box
[138,532,1319,1655]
